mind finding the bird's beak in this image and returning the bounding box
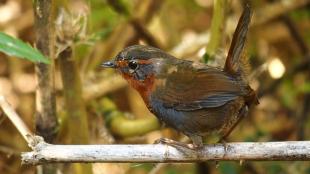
[101,61,116,68]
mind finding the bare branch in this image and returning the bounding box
[0,96,33,143]
[22,141,310,165]
[0,95,45,150]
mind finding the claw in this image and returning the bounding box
[154,138,175,144]
[154,137,200,150]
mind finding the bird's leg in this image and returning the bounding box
[154,135,203,150]
[154,138,189,148]
[189,135,203,149]
[219,138,228,153]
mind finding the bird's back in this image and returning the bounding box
[148,58,251,137]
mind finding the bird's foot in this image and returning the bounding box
[154,138,201,150]
[218,138,228,153]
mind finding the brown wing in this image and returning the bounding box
[153,61,246,111]
[224,5,251,75]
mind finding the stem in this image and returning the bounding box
[33,1,58,173]
[58,47,92,174]
[33,0,58,143]
[205,0,227,60]
[59,47,90,144]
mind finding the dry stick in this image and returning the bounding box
[0,96,44,149]
[0,96,33,143]
[21,141,310,165]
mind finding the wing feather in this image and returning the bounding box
[152,61,245,111]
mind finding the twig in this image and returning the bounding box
[0,96,33,143]
[0,96,43,149]
[21,141,310,165]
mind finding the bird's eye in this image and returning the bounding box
[128,60,138,70]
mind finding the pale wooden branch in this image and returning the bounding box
[0,95,43,149]
[22,141,310,165]
[0,96,33,143]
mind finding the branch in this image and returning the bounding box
[22,141,310,165]
[0,95,43,149]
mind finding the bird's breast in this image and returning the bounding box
[121,73,156,108]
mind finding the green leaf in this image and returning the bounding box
[0,32,50,64]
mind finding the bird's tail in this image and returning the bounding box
[224,5,252,79]
[224,5,259,106]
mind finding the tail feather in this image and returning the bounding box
[224,5,252,77]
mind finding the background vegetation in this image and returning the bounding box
[0,0,309,174]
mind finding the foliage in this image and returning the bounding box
[0,32,50,64]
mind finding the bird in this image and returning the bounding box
[102,6,258,149]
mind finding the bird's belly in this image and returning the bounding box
[149,98,245,137]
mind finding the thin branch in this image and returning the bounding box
[22,141,310,165]
[0,96,33,143]
[0,95,43,149]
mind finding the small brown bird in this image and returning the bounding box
[102,6,258,149]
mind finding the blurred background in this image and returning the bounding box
[0,0,310,174]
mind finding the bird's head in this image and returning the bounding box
[101,45,174,99]
[102,45,174,80]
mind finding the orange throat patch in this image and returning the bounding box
[121,73,155,106]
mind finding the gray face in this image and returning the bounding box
[102,45,176,81]
[120,58,155,81]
